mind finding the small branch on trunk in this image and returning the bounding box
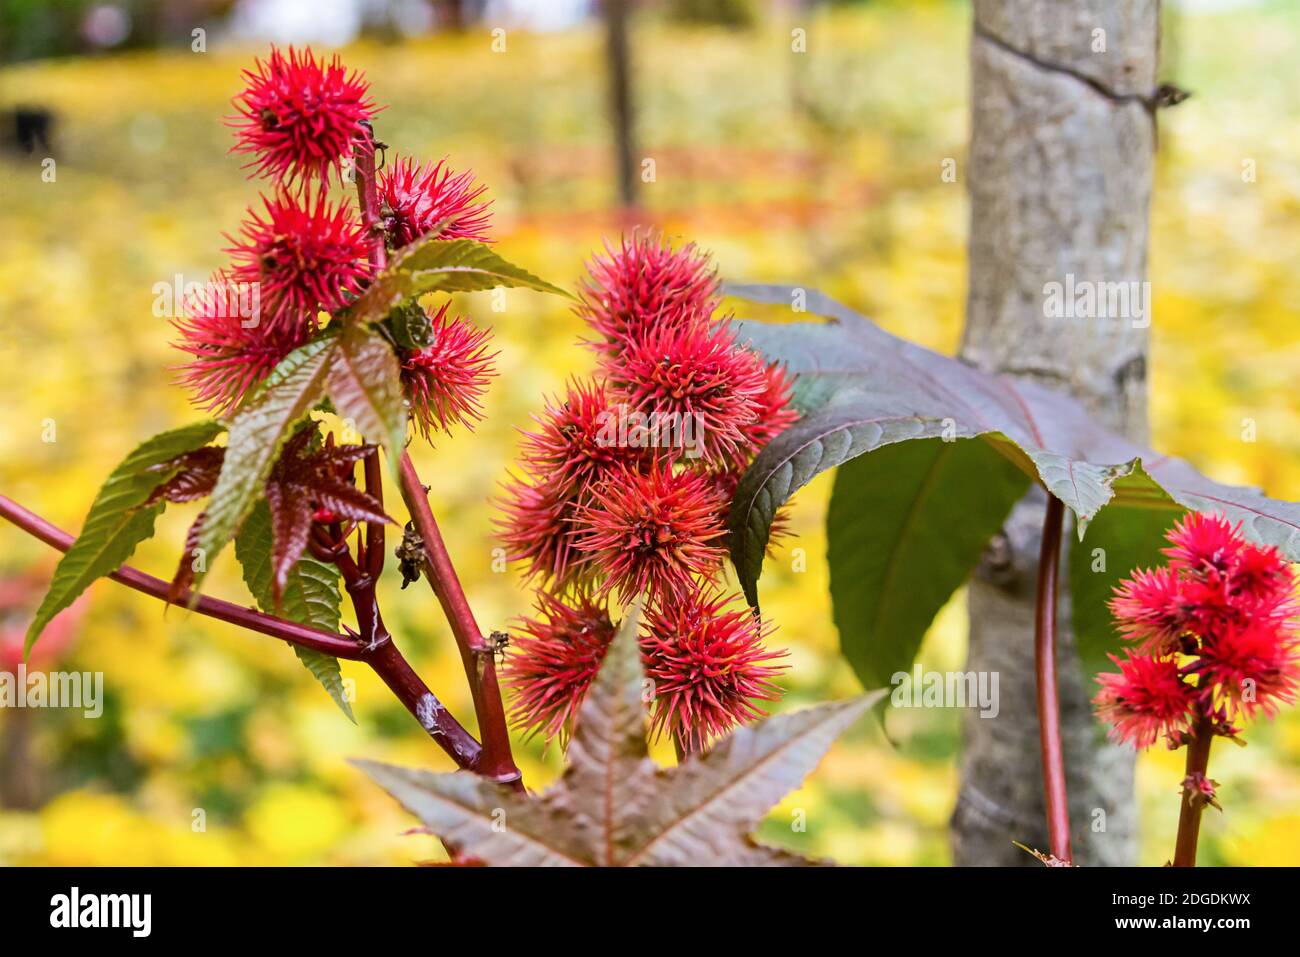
[1034,493,1072,863]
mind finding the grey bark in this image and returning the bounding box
[952,0,1160,866]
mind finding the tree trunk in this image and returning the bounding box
[603,0,638,210]
[952,0,1159,866]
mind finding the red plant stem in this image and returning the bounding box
[333,537,483,770]
[350,124,517,786]
[353,123,388,273]
[362,449,386,578]
[0,492,484,771]
[1173,715,1215,867]
[0,493,362,659]
[397,451,521,787]
[1034,493,1072,863]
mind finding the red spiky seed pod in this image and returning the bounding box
[578,233,720,353]
[604,319,767,466]
[1190,620,1300,720]
[378,155,493,249]
[641,590,787,753]
[1093,651,1197,750]
[496,479,584,588]
[1162,512,1243,581]
[1228,540,1296,607]
[736,360,799,460]
[228,191,371,329]
[573,462,726,604]
[1098,512,1300,748]
[503,592,618,744]
[517,380,650,498]
[1109,565,1194,656]
[230,45,377,184]
[399,303,496,438]
[171,272,307,416]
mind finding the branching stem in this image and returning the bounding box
[0,492,483,771]
[351,122,520,788]
[397,452,521,787]
[0,124,523,791]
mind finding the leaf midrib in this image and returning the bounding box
[410,782,589,867]
[619,704,849,867]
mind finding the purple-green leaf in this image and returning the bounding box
[726,284,1300,612]
[354,606,881,866]
[195,337,335,593]
[325,322,407,472]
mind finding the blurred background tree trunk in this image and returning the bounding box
[0,711,40,810]
[603,0,638,210]
[952,0,1161,866]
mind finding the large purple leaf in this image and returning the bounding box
[354,606,881,866]
[726,283,1300,609]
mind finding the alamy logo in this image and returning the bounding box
[1042,273,1150,328]
[595,405,706,459]
[152,273,261,326]
[890,665,1000,718]
[0,666,103,718]
[50,887,152,937]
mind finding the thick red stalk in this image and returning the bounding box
[329,525,483,769]
[0,492,483,771]
[1172,715,1215,867]
[351,124,518,786]
[353,122,388,273]
[397,451,521,787]
[1034,494,1072,863]
[363,449,385,578]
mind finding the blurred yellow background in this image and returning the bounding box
[1,1,1299,866]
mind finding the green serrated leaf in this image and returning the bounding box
[195,338,336,592]
[25,420,224,655]
[347,238,571,324]
[234,500,353,722]
[325,322,406,472]
[828,438,1030,692]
